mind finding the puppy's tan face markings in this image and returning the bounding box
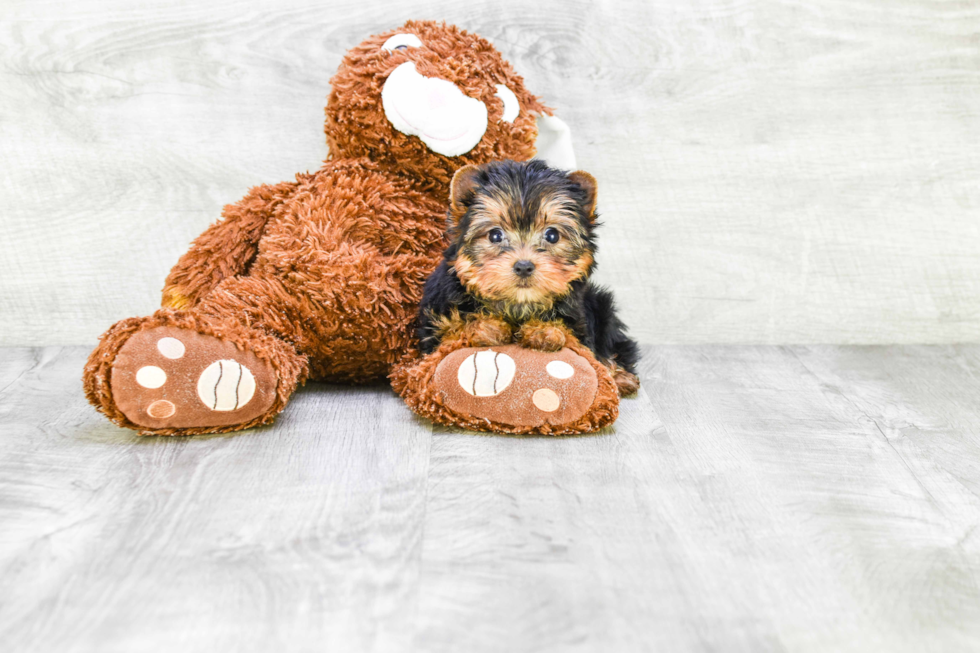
[454,187,593,312]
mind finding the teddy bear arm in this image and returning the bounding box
[161,180,299,309]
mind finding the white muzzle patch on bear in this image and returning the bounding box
[382,62,489,157]
[381,60,577,167]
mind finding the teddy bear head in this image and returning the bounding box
[324,21,555,192]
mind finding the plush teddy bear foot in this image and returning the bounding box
[391,337,621,435]
[107,326,279,432]
[85,310,309,436]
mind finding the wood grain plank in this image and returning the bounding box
[411,390,702,652]
[412,344,980,652]
[0,347,432,653]
[3,0,980,346]
[639,344,980,651]
[3,345,980,650]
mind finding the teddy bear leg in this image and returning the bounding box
[84,308,308,436]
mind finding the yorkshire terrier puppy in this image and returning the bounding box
[417,159,640,397]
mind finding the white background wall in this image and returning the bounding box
[2,0,979,346]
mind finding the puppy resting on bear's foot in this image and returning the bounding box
[417,159,640,397]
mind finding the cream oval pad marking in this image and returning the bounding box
[135,366,167,389]
[197,360,257,411]
[545,360,574,379]
[532,388,561,412]
[147,399,176,419]
[457,349,516,397]
[156,337,186,359]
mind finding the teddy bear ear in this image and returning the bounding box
[567,170,598,220]
[533,115,576,171]
[449,165,482,222]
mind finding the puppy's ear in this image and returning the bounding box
[449,165,482,224]
[568,170,597,221]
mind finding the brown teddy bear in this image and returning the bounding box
[83,20,603,436]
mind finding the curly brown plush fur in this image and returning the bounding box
[84,21,552,435]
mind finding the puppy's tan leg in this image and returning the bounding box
[462,315,514,347]
[434,311,513,348]
[516,320,568,352]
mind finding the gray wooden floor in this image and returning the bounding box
[2,345,979,652]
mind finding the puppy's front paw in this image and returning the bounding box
[610,365,640,397]
[517,321,567,352]
[463,316,514,348]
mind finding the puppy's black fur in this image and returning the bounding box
[417,160,639,376]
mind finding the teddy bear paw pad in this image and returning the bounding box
[109,326,277,429]
[433,345,598,428]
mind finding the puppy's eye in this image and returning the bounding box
[488,228,504,244]
[544,227,560,244]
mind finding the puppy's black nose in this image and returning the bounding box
[513,260,536,278]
